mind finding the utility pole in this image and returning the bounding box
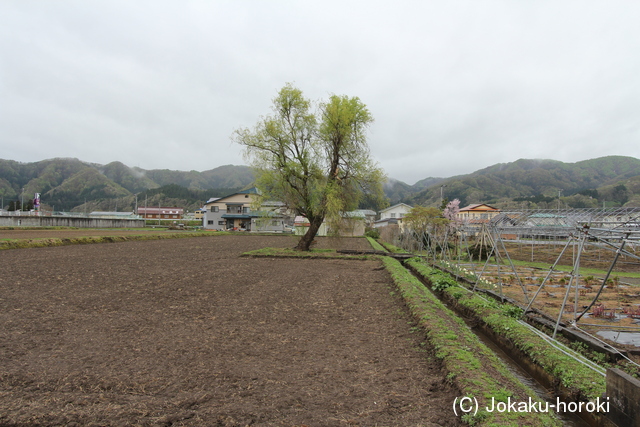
[557,189,562,211]
[440,184,447,207]
[21,188,24,215]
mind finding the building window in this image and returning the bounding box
[207,220,214,225]
[227,205,242,214]
[211,206,219,212]
[218,221,226,225]
[390,213,396,218]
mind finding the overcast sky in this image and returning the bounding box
[1,1,639,185]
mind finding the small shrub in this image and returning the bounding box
[364,228,380,239]
[448,288,465,300]
[431,274,457,292]
[501,305,523,319]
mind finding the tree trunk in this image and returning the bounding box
[295,215,324,251]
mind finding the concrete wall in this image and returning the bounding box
[251,217,285,233]
[606,368,640,426]
[0,215,145,228]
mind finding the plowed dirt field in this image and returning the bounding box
[1,235,460,426]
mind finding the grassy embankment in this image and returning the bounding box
[365,236,386,251]
[374,241,607,391]
[0,229,223,250]
[407,259,606,400]
[370,239,561,426]
[386,256,562,426]
[242,247,374,260]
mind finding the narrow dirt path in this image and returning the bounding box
[1,235,461,426]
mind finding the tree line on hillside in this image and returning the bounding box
[4,200,34,212]
[404,158,640,209]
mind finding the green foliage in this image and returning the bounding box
[578,188,599,199]
[100,161,157,193]
[407,260,458,292]
[461,411,488,426]
[364,228,380,239]
[366,236,386,252]
[403,206,448,234]
[140,165,254,190]
[379,241,406,253]
[513,194,555,204]
[430,272,458,292]
[44,168,131,211]
[501,305,524,319]
[140,184,241,205]
[234,83,386,250]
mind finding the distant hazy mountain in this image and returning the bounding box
[0,158,254,211]
[383,177,445,205]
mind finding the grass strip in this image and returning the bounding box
[378,240,407,253]
[366,236,387,252]
[383,256,560,426]
[0,226,83,230]
[407,258,607,402]
[0,231,220,250]
[242,247,374,260]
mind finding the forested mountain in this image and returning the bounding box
[405,156,640,209]
[0,158,254,212]
[3,155,640,213]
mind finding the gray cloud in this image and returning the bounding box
[1,1,639,184]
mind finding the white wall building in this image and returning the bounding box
[379,203,412,220]
[374,203,413,229]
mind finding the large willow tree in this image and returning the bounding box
[234,83,386,251]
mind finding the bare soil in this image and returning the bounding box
[1,235,461,426]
